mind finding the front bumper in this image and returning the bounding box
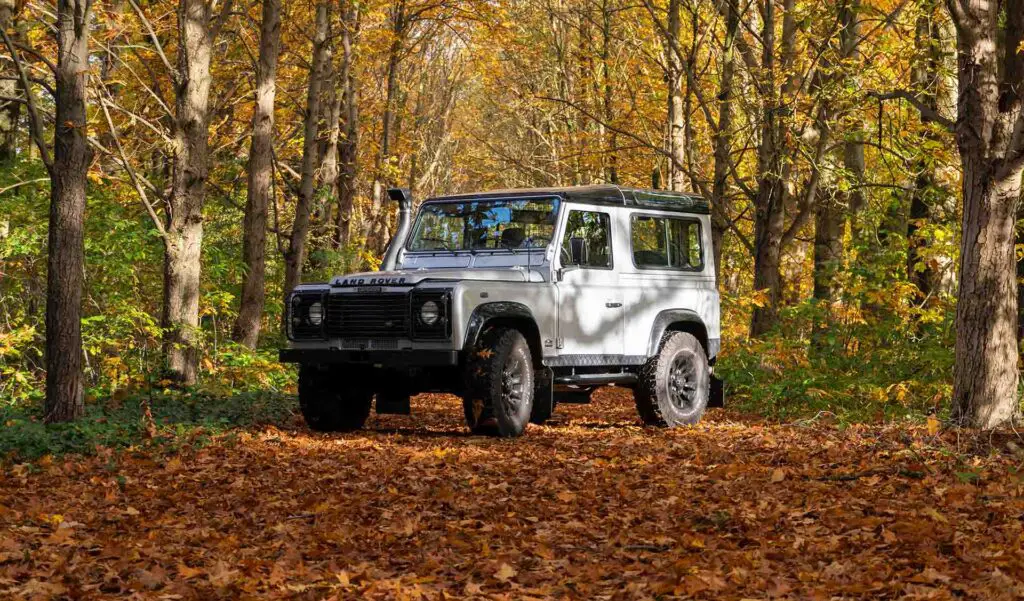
[279,348,459,367]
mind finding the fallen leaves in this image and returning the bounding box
[1,388,1022,600]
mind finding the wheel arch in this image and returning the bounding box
[648,309,711,360]
[464,302,544,367]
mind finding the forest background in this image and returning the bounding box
[1,0,1023,442]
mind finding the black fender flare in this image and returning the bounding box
[647,309,711,357]
[464,301,538,351]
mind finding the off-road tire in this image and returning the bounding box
[634,332,709,427]
[298,365,373,432]
[462,328,535,437]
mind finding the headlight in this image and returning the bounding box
[308,301,323,326]
[419,300,440,325]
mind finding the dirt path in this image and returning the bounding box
[2,388,1022,600]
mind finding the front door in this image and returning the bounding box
[554,207,625,360]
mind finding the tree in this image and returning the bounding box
[282,1,331,300]
[163,0,233,384]
[1,0,93,421]
[234,0,282,349]
[945,0,1024,428]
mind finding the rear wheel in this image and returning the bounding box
[298,365,373,432]
[462,328,535,437]
[635,332,709,427]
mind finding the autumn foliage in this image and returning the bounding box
[2,391,1023,599]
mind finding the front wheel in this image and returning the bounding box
[462,328,535,437]
[298,365,373,432]
[634,332,709,427]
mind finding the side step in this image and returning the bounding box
[554,373,638,386]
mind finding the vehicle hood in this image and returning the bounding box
[329,267,539,287]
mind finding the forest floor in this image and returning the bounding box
[1,388,1023,600]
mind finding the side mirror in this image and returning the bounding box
[568,236,587,265]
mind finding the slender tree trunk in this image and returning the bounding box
[367,0,405,253]
[665,0,686,192]
[600,0,617,184]
[45,0,92,422]
[334,1,359,249]
[0,1,19,164]
[283,1,330,300]
[163,0,216,385]
[906,0,941,298]
[749,0,787,337]
[233,0,281,349]
[947,0,1024,428]
[710,0,739,281]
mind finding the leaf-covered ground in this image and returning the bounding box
[2,388,1022,600]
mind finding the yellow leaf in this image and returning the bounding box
[926,415,940,436]
[495,562,516,581]
[770,468,786,483]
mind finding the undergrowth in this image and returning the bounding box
[0,389,298,462]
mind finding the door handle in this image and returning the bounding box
[605,302,622,308]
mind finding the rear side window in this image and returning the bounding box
[631,215,703,270]
[561,210,612,268]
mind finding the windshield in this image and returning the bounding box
[407,197,560,251]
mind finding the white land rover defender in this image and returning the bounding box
[280,185,723,437]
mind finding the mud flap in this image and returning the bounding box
[530,367,555,424]
[709,375,725,408]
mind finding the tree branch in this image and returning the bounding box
[0,26,52,175]
[127,0,178,83]
[97,91,169,239]
[867,89,955,131]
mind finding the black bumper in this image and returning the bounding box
[279,348,459,367]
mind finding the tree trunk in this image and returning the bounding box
[163,0,216,385]
[283,1,330,300]
[749,0,789,337]
[45,0,92,422]
[0,1,19,164]
[953,166,1022,427]
[600,0,617,184]
[367,0,405,253]
[665,0,686,192]
[710,0,739,282]
[334,0,359,249]
[233,0,281,349]
[947,0,1024,428]
[906,1,942,298]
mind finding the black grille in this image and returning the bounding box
[326,293,409,338]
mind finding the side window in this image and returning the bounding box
[631,215,703,270]
[561,210,612,268]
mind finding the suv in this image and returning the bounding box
[280,185,723,437]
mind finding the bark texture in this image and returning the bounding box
[906,1,944,297]
[749,0,795,337]
[234,0,281,348]
[163,0,219,384]
[947,0,1024,428]
[710,0,739,280]
[44,0,92,422]
[665,0,686,192]
[334,1,359,249]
